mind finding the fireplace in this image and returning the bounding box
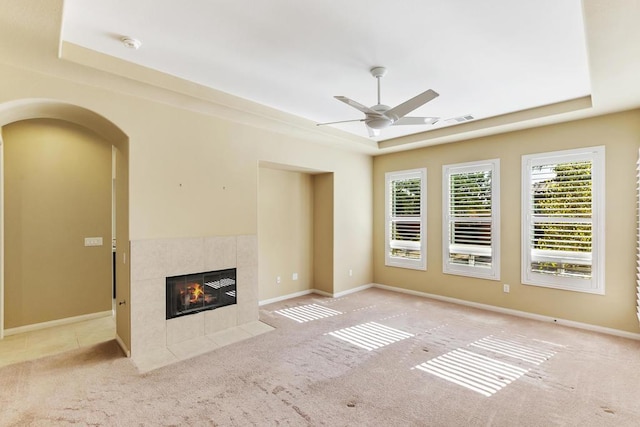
[166,268,237,319]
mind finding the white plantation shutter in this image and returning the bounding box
[522,147,604,293]
[385,168,426,270]
[443,160,500,280]
[530,160,592,266]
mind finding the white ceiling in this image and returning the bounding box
[60,0,595,143]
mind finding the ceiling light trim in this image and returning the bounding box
[121,36,142,50]
[377,96,593,151]
[59,41,378,153]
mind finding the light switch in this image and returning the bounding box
[84,237,103,247]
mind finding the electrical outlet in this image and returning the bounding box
[276,276,281,284]
[349,269,353,277]
[503,284,510,293]
[292,273,298,280]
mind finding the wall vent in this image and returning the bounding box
[445,114,475,124]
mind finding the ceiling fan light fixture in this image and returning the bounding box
[367,117,393,130]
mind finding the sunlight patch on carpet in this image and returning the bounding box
[326,322,414,351]
[469,336,556,365]
[275,304,343,323]
[415,335,559,396]
[413,349,528,397]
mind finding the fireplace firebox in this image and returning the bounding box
[166,268,237,319]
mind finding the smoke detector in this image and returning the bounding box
[121,36,142,50]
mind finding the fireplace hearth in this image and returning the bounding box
[166,268,237,319]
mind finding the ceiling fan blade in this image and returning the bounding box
[334,96,381,116]
[393,116,439,126]
[317,118,365,126]
[385,89,439,121]
[366,125,380,138]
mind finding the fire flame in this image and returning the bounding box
[190,283,204,302]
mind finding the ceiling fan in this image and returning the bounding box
[318,66,440,137]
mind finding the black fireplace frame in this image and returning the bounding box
[166,268,237,320]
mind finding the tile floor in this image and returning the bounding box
[1,314,275,372]
[0,314,116,368]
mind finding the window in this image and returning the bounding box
[443,159,500,280]
[385,168,426,270]
[522,146,605,294]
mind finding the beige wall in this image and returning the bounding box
[7,1,638,339]
[313,173,334,294]
[258,168,314,300]
[373,110,640,333]
[4,119,112,328]
[0,33,373,335]
[0,1,375,312]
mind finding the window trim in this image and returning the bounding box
[385,168,427,270]
[442,159,500,280]
[521,146,605,294]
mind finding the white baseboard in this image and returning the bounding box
[372,283,640,341]
[115,334,131,357]
[332,283,374,298]
[3,310,113,336]
[257,282,640,340]
[311,289,333,298]
[259,290,314,306]
[258,284,375,306]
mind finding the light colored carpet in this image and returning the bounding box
[1,287,639,426]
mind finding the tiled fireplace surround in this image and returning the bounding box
[130,235,259,370]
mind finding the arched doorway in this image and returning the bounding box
[0,99,130,356]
